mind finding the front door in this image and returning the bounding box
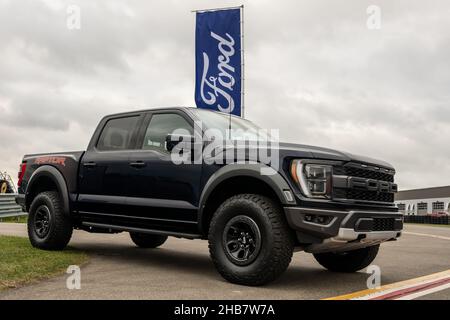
[126,111,202,232]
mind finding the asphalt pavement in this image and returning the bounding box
[0,223,448,300]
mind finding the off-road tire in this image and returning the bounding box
[28,191,73,250]
[208,194,295,286]
[130,233,168,248]
[313,245,380,273]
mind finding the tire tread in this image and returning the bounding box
[313,245,380,273]
[130,233,168,248]
[208,194,294,286]
[28,191,73,250]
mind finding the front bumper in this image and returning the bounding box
[284,207,403,253]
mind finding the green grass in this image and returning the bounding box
[0,216,28,223]
[0,236,88,291]
[405,223,450,228]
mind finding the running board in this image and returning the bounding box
[81,222,202,240]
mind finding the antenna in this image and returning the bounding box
[229,108,232,140]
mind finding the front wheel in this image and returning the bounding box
[208,194,294,286]
[313,245,380,273]
[28,191,73,250]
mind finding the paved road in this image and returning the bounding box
[0,223,449,300]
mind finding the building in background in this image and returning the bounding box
[395,186,450,216]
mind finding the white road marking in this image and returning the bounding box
[352,275,449,300]
[396,283,450,300]
[404,231,450,241]
[325,269,450,300]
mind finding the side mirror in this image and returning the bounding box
[165,134,194,152]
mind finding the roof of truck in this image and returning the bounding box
[105,106,195,117]
[103,107,246,121]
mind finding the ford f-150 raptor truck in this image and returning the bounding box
[16,107,402,286]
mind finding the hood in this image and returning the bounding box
[277,142,395,170]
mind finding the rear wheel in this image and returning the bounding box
[313,245,380,273]
[130,233,168,248]
[208,194,294,286]
[28,191,73,250]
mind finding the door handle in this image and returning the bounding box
[83,162,97,168]
[129,161,147,168]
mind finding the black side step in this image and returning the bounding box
[81,222,202,240]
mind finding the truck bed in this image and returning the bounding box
[19,151,85,200]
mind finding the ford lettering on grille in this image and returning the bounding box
[333,163,397,205]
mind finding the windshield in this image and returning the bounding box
[190,109,272,141]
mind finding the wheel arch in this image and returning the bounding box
[25,165,70,215]
[198,163,296,236]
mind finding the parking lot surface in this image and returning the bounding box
[0,223,448,300]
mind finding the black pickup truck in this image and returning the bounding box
[16,107,402,286]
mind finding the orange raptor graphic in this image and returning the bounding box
[34,156,67,167]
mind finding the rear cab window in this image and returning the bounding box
[96,116,139,151]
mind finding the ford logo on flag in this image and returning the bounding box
[200,32,236,114]
[195,8,242,117]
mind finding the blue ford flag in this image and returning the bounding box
[195,8,242,117]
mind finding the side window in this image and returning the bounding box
[97,116,139,151]
[142,113,193,152]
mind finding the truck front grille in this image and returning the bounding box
[333,166,394,182]
[333,162,396,205]
[334,189,395,203]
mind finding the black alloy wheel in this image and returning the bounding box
[223,215,262,266]
[34,205,52,238]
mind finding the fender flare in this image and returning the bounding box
[197,163,296,232]
[25,165,70,215]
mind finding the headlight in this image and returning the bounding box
[290,160,332,199]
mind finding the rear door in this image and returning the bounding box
[126,110,202,233]
[77,114,143,216]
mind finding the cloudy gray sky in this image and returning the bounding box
[0,0,449,190]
